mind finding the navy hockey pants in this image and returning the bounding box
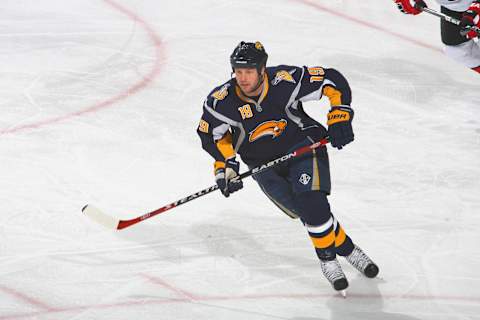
[252,138,354,260]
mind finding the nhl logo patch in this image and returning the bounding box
[299,173,311,185]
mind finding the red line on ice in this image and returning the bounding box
[141,274,198,300]
[0,0,165,135]
[294,0,442,53]
[1,289,479,319]
[0,285,57,312]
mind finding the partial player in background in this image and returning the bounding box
[394,0,480,73]
[197,41,379,295]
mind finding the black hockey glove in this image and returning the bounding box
[327,106,354,150]
[215,158,243,197]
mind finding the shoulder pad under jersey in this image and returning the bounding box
[267,65,303,86]
[205,79,236,109]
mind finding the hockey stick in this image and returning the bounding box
[421,7,480,37]
[82,137,329,230]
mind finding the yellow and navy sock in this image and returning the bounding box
[332,216,354,256]
[306,216,336,261]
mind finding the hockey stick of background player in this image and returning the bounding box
[82,137,330,230]
[421,7,480,37]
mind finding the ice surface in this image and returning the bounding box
[0,0,479,319]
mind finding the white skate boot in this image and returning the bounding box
[345,245,379,278]
[320,258,349,295]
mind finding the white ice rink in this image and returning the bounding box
[1,0,479,319]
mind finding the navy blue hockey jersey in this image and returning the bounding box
[197,65,352,170]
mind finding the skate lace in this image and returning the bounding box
[346,246,372,272]
[321,259,345,282]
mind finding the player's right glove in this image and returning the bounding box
[215,157,243,198]
[327,106,354,150]
[393,0,427,15]
[460,0,480,39]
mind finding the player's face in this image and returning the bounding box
[234,67,262,96]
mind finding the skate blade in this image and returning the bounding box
[340,290,347,298]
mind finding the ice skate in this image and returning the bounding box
[320,258,349,294]
[345,245,379,278]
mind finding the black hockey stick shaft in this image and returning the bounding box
[421,7,480,36]
[83,138,329,230]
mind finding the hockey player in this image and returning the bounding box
[394,0,480,73]
[196,41,379,294]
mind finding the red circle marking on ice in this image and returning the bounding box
[0,0,165,135]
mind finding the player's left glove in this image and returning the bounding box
[215,157,243,198]
[327,106,354,150]
[460,0,480,39]
[393,0,427,15]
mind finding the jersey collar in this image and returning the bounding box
[235,73,269,111]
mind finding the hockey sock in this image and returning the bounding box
[332,216,354,256]
[296,192,336,260]
[306,217,336,261]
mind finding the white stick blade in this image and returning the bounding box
[82,204,119,230]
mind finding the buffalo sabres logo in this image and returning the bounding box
[211,84,230,101]
[249,119,288,142]
[272,69,296,86]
